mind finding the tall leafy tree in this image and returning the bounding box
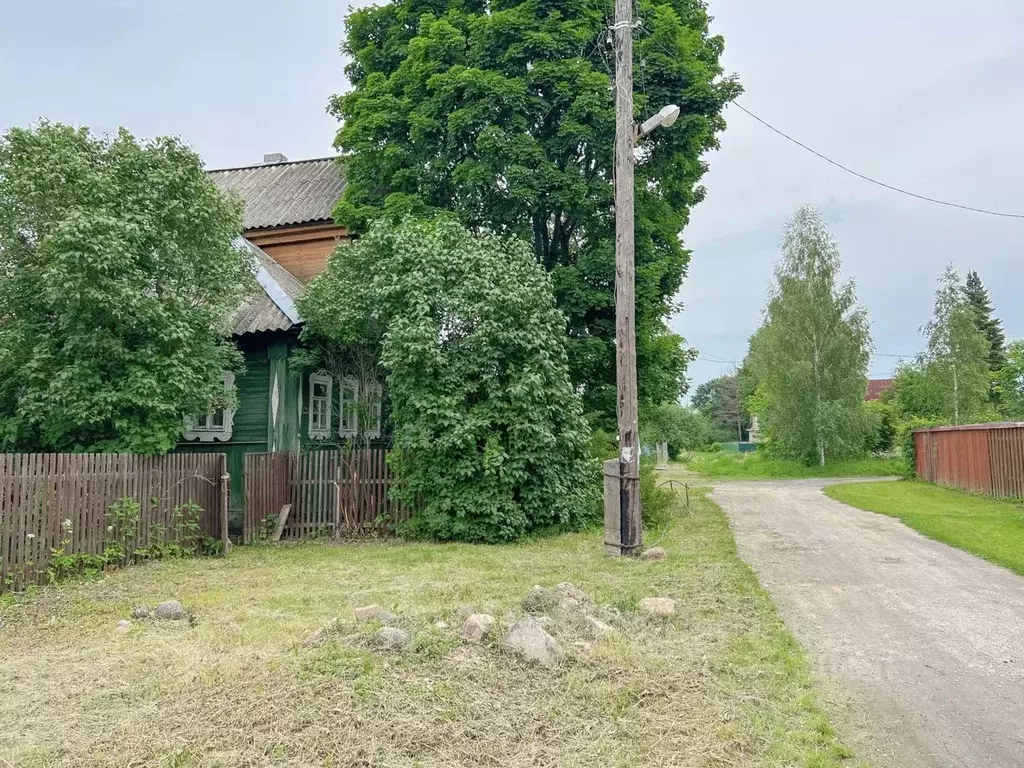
[329,0,740,424]
[691,373,748,442]
[747,207,871,465]
[299,217,593,542]
[0,122,251,453]
[996,340,1024,420]
[896,265,990,425]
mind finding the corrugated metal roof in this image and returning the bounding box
[209,157,346,230]
[229,239,306,336]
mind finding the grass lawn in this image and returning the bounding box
[825,480,1024,576]
[0,492,861,768]
[669,451,906,482]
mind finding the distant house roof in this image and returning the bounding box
[229,238,305,336]
[866,378,894,401]
[209,157,345,230]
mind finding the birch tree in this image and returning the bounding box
[748,207,871,465]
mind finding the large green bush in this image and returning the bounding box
[300,217,594,542]
[0,122,250,453]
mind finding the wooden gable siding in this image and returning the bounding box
[245,222,348,284]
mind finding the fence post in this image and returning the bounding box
[220,469,230,555]
[603,458,621,556]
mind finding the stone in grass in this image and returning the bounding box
[130,606,151,620]
[586,616,615,638]
[501,617,563,668]
[301,626,332,648]
[553,583,595,617]
[639,597,678,617]
[354,605,397,625]
[460,614,495,643]
[153,601,187,621]
[372,626,411,652]
[455,604,476,620]
[522,585,557,614]
[115,620,132,633]
[435,620,450,630]
[640,547,667,562]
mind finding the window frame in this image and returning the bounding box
[184,372,235,442]
[338,375,360,438]
[308,372,333,439]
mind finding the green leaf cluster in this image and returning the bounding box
[0,123,252,453]
[299,217,595,542]
[747,207,872,466]
[329,0,740,424]
[892,265,992,426]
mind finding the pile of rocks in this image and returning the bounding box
[297,582,679,666]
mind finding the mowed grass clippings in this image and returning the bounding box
[826,479,1024,576]
[0,492,860,768]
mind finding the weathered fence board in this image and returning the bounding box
[0,453,228,592]
[914,423,1024,498]
[244,449,409,542]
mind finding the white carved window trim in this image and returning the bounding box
[184,372,235,442]
[309,372,332,439]
[365,380,383,439]
[339,376,359,438]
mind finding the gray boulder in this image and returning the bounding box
[354,604,397,624]
[130,606,151,620]
[372,626,411,652]
[639,597,678,617]
[115,619,132,633]
[460,614,495,643]
[586,616,615,638]
[501,617,563,668]
[153,600,187,621]
[640,547,667,562]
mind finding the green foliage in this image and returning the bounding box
[996,339,1024,420]
[639,457,673,531]
[640,402,711,457]
[300,217,595,542]
[0,122,251,453]
[893,265,990,426]
[330,0,741,425]
[747,207,872,466]
[963,270,1006,378]
[47,498,216,586]
[691,374,748,442]
[863,399,897,454]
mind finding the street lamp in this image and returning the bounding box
[606,85,680,557]
[637,104,680,138]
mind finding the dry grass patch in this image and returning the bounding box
[1,492,862,767]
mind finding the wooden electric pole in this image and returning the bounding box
[612,0,642,556]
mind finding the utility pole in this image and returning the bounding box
[612,0,642,556]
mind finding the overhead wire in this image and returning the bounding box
[732,102,1024,219]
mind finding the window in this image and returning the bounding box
[308,373,332,439]
[365,380,383,439]
[184,372,235,442]
[339,376,359,437]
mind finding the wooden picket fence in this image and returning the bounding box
[244,449,409,542]
[0,453,229,592]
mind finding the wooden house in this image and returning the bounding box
[176,154,381,521]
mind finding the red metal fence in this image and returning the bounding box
[914,423,1024,497]
[0,453,229,591]
[244,449,409,542]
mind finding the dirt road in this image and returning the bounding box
[712,478,1024,768]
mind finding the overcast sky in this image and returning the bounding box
[3,0,1022,395]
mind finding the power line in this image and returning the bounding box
[733,102,1024,220]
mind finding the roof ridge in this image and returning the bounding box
[207,156,339,174]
